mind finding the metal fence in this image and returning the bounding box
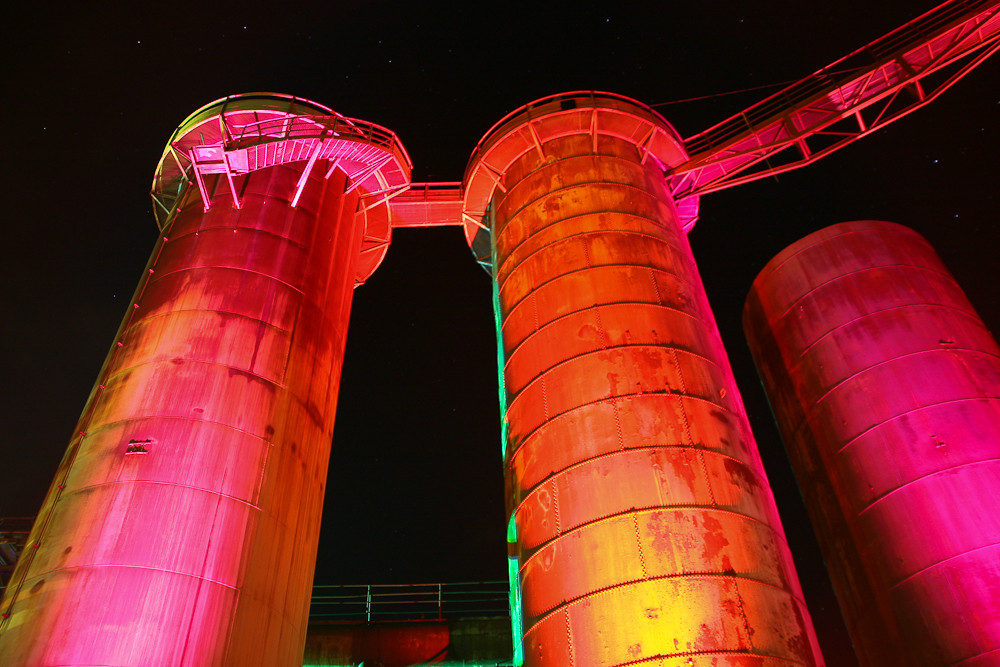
[0,517,33,591]
[0,522,509,626]
[309,580,509,622]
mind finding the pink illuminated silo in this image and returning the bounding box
[744,220,1000,666]
[0,94,410,666]
[464,92,824,666]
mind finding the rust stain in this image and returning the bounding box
[227,367,277,394]
[668,450,697,493]
[577,323,601,341]
[537,487,552,511]
[540,545,556,571]
[606,371,621,395]
[696,622,716,650]
[701,514,730,561]
[647,511,674,554]
[724,458,761,492]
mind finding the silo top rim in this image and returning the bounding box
[460,91,697,253]
[467,90,684,172]
[751,220,930,289]
[169,93,336,144]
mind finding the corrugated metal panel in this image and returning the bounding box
[0,163,362,667]
[744,220,1000,666]
[474,95,823,667]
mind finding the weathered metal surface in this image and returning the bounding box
[473,93,824,667]
[304,617,513,666]
[744,220,1000,666]
[0,143,369,664]
[150,93,411,287]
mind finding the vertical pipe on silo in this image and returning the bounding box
[744,220,1000,666]
[472,94,824,667]
[0,154,361,665]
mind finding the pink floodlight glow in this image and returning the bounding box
[0,95,409,666]
[472,93,824,666]
[2,2,999,663]
[744,220,1000,665]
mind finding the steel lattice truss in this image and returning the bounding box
[668,0,1000,200]
[149,0,1000,235]
[384,0,1000,231]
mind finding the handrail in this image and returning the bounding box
[670,0,1000,198]
[464,90,680,186]
[309,580,509,622]
[227,114,402,155]
[683,0,999,158]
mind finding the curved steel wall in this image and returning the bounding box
[472,94,824,666]
[0,148,365,664]
[744,220,1000,666]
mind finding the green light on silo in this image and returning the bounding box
[507,516,524,667]
[488,206,511,461]
[506,513,518,544]
[489,204,522,667]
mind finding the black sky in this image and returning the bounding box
[2,2,997,663]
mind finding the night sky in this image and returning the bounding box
[2,2,997,663]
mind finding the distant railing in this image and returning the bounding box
[0,522,509,625]
[0,517,34,591]
[309,580,509,622]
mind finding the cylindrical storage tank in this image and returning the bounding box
[0,95,410,666]
[744,220,1000,666]
[465,92,824,667]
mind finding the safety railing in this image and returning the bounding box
[228,114,402,155]
[683,0,998,157]
[464,90,677,186]
[309,580,509,622]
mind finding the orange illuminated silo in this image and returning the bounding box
[744,220,1000,666]
[0,94,410,666]
[464,92,824,666]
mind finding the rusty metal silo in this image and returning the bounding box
[464,92,824,667]
[0,94,410,666]
[744,220,1000,666]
